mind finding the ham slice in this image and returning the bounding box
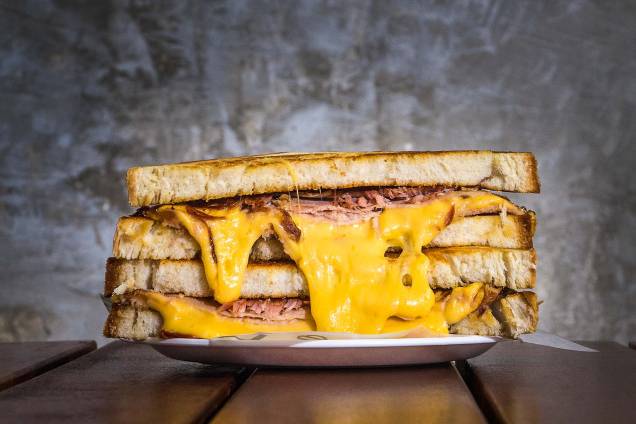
[144,186,523,228]
[218,298,308,321]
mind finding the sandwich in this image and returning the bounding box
[103,151,539,340]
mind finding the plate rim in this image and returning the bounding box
[137,334,502,349]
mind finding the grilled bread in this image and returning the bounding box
[105,247,536,298]
[113,213,536,261]
[128,151,539,206]
[105,290,538,339]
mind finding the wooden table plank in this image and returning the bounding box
[0,341,244,424]
[212,365,486,423]
[0,341,96,391]
[465,341,636,423]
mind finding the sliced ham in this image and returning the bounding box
[143,185,523,229]
[218,298,309,321]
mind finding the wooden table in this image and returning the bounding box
[0,341,96,391]
[0,340,634,423]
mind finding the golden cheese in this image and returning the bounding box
[144,292,314,338]
[151,190,515,336]
[141,284,484,338]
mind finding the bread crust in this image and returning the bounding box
[127,151,540,206]
[112,213,536,260]
[104,247,536,297]
[491,291,539,337]
[104,290,538,339]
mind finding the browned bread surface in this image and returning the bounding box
[491,291,539,338]
[113,213,536,261]
[105,259,306,298]
[451,291,538,338]
[127,151,540,206]
[104,247,536,298]
[104,290,537,339]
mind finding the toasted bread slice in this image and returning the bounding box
[104,305,164,340]
[451,291,538,338]
[113,213,536,261]
[425,247,536,290]
[104,247,536,298]
[491,291,539,337]
[103,290,537,339]
[127,151,540,206]
[105,260,306,299]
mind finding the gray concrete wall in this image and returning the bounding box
[0,0,634,344]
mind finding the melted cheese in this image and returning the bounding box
[144,292,313,338]
[151,191,515,336]
[141,284,484,338]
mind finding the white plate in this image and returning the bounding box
[141,333,501,367]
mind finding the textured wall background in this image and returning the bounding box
[0,0,634,344]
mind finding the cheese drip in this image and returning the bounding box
[141,284,484,338]
[156,190,514,334]
[144,292,314,338]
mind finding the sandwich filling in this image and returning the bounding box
[136,188,525,336]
